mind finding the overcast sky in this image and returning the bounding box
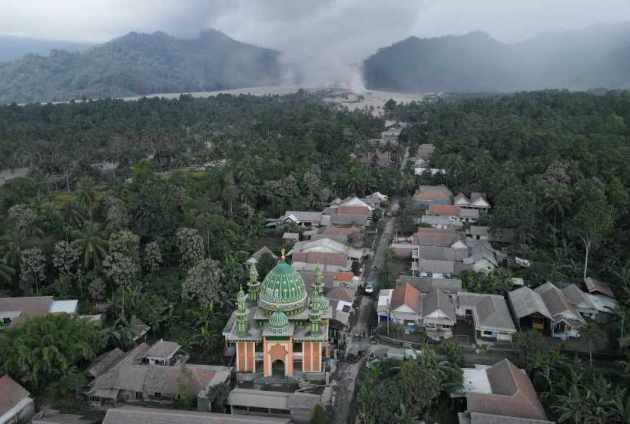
[2,0,630,85]
[2,0,629,45]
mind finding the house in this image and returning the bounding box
[378,284,456,339]
[86,342,232,409]
[289,238,366,273]
[422,289,457,340]
[103,406,291,424]
[457,359,553,424]
[386,283,422,329]
[508,287,552,334]
[413,228,463,248]
[332,272,359,289]
[246,247,278,266]
[269,211,325,228]
[410,235,501,278]
[0,375,35,424]
[453,192,491,213]
[419,214,463,230]
[312,226,362,246]
[584,277,615,299]
[228,388,321,424]
[396,275,463,294]
[0,296,78,329]
[282,232,300,245]
[362,192,388,209]
[87,348,126,379]
[466,226,489,241]
[143,340,185,366]
[457,293,517,344]
[535,283,584,340]
[324,197,373,227]
[327,287,355,331]
[428,204,479,223]
[413,185,453,208]
[562,284,598,320]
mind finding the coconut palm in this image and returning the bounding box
[72,221,108,270]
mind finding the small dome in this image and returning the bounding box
[269,309,289,335]
[259,261,307,312]
[316,295,330,313]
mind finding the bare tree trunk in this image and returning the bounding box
[582,238,591,280]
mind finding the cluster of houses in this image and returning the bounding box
[379,184,619,346]
[263,193,388,335]
[354,121,407,168]
[394,185,499,278]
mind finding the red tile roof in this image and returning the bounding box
[391,283,421,313]
[334,272,354,282]
[429,204,461,216]
[0,375,30,416]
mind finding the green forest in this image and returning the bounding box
[2,89,630,423]
[0,92,403,399]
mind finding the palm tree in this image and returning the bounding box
[72,221,107,270]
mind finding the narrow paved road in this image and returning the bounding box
[330,127,406,424]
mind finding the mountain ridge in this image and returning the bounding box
[363,24,630,93]
[0,30,284,104]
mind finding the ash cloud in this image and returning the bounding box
[1,0,630,88]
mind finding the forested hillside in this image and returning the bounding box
[0,30,284,104]
[364,24,630,92]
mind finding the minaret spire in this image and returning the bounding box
[236,286,248,337]
[247,262,260,302]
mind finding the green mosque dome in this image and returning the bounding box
[315,295,330,313]
[269,309,290,335]
[258,261,307,312]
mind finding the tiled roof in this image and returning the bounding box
[508,287,552,320]
[414,228,461,247]
[391,283,421,313]
[87,348,126,378]
[466,360,550,422]
[144,340,181,359]
[292,252,347,267]
[414,185,453,201]
[430,204,461,217]
[459,293,516,332]
[326,287,355,303]
[0,375,30,416]
[535,283,584,327]
[562,284,596,310]
[334,272,355,282]
[0,296,53,316]
[336,206,370,216]
[584,277,615,298]
[423,289,456,322]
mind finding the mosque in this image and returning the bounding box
[223,254,330,380]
